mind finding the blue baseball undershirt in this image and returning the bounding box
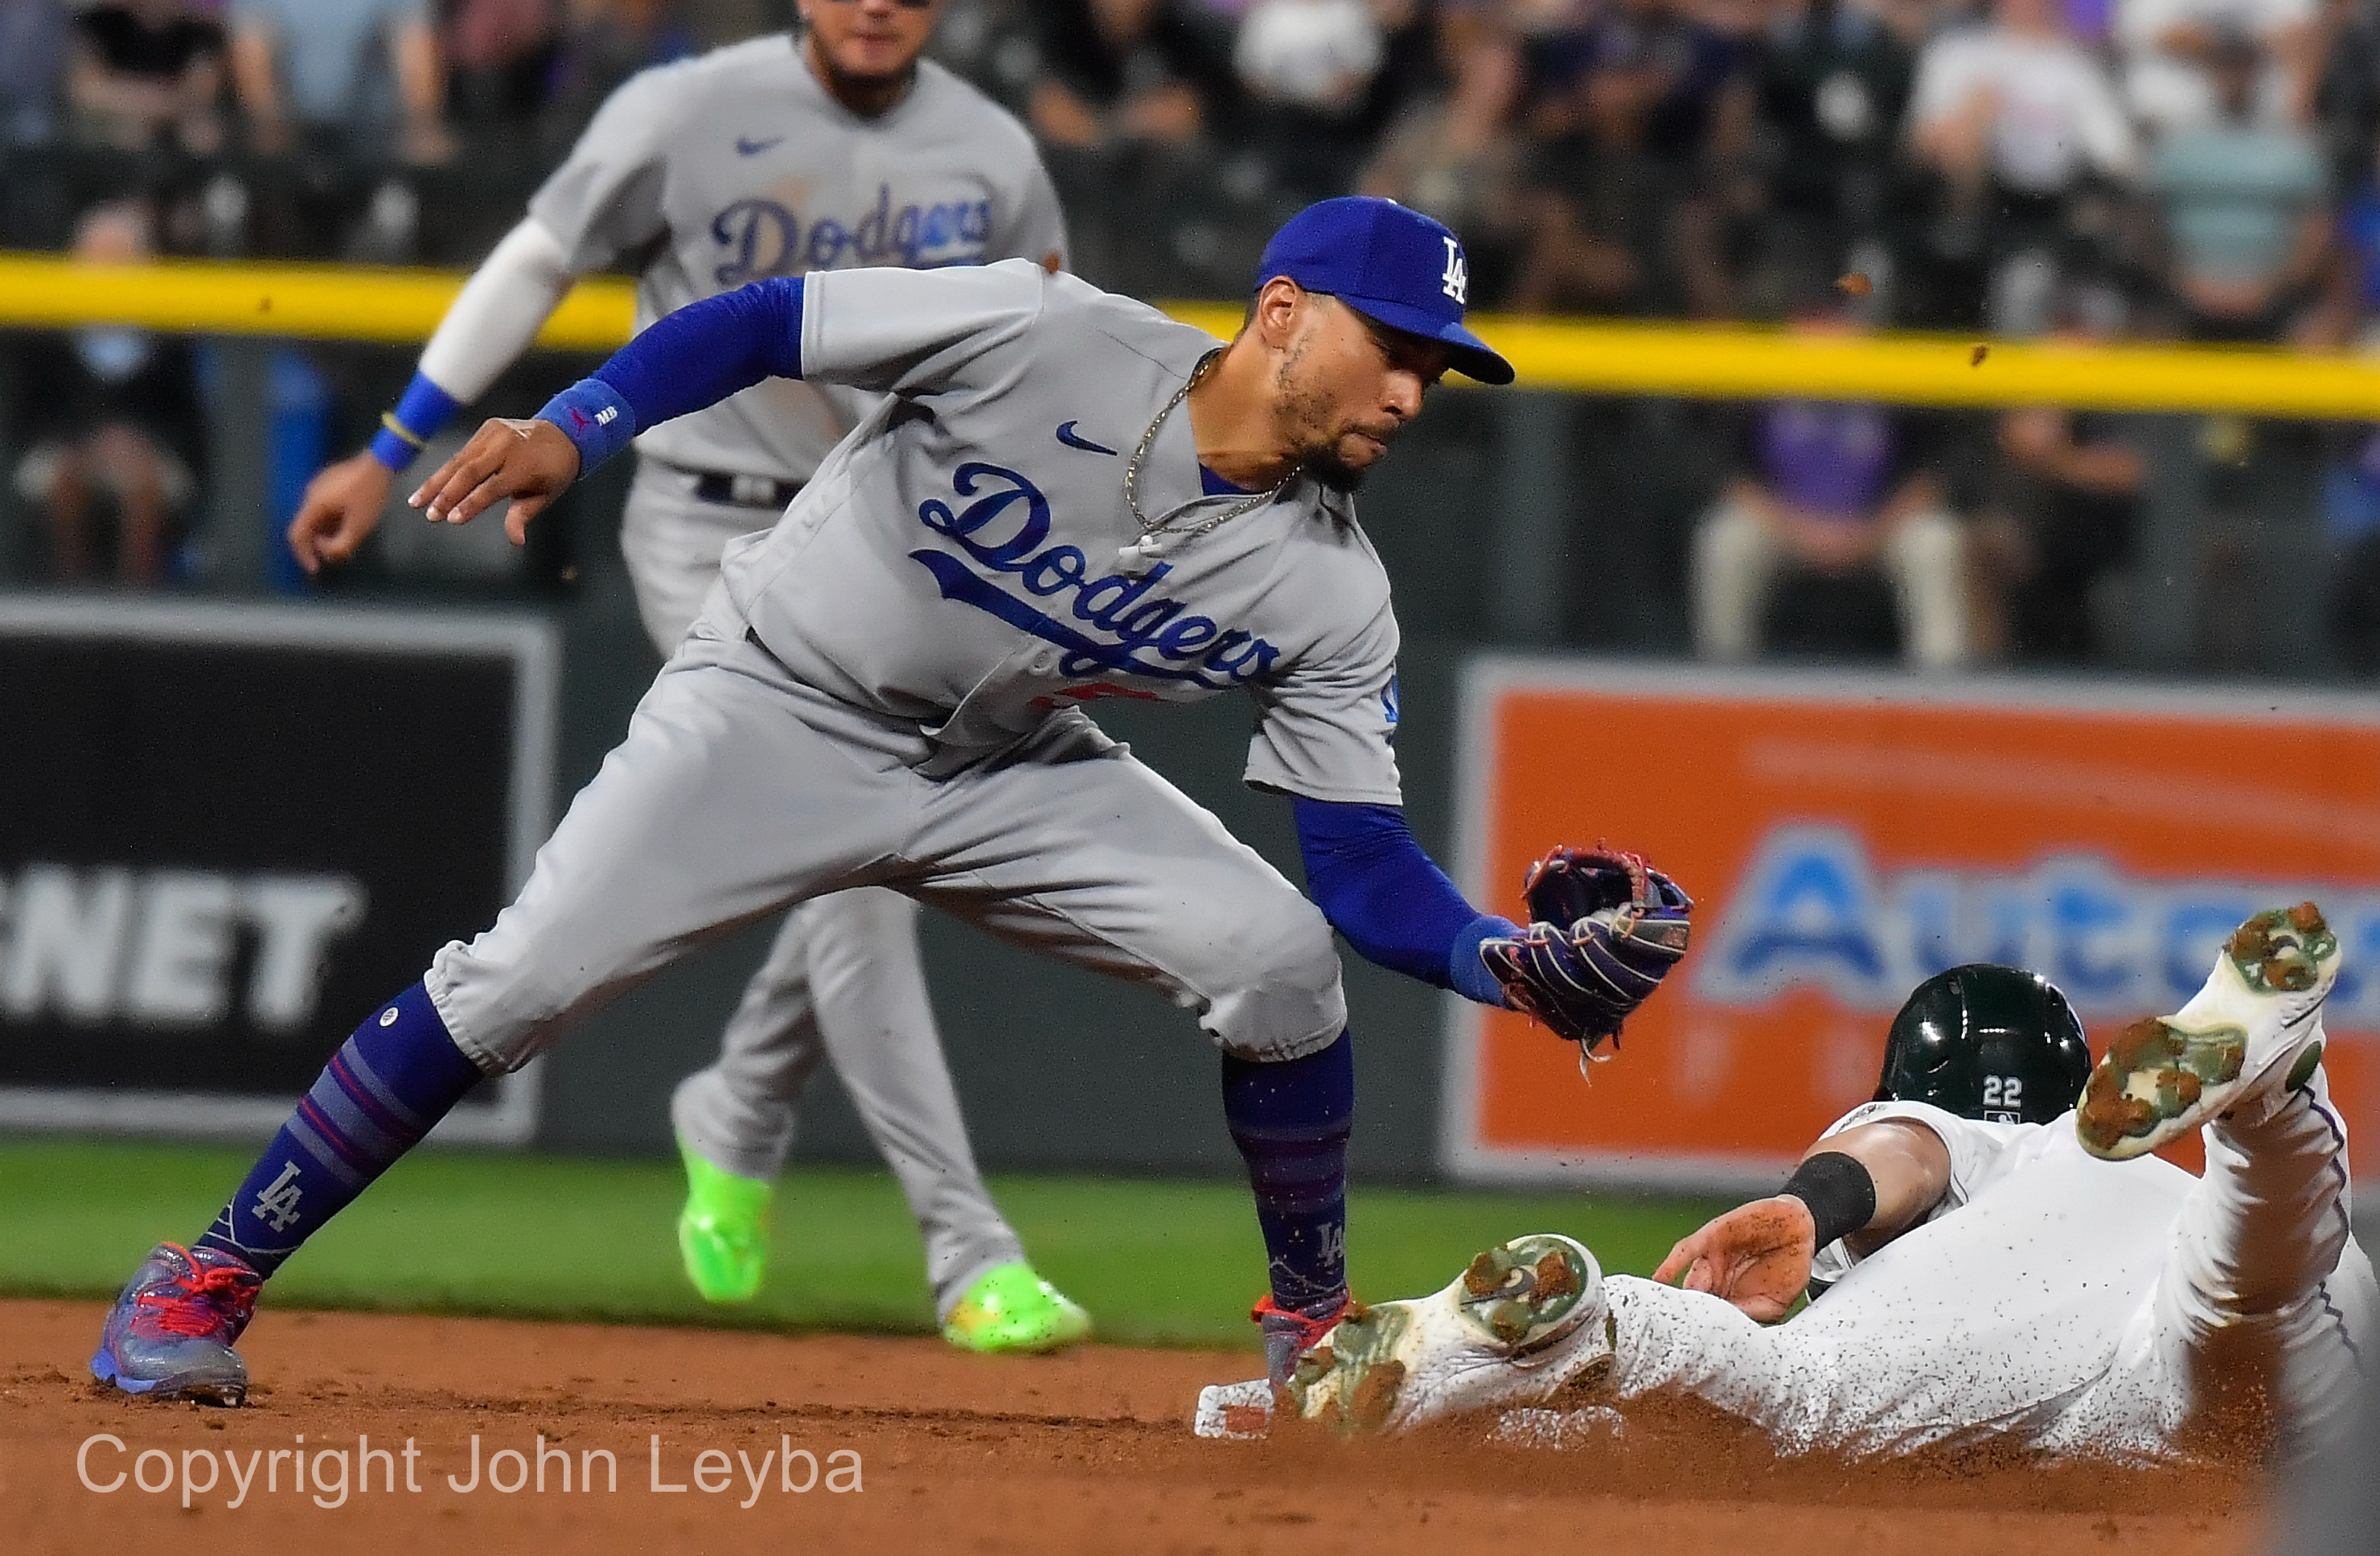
[538,277,807,474]
[1294,798,1514,1007]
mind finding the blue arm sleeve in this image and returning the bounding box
[536,277,806,473]
[1292,798,1516,1007]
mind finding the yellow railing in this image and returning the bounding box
[0,253,638,351]
[6,253,2378,420]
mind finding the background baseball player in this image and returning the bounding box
[1285,906,2375,1463]
[88,196,1692,1406]
[282,0,1086,1352]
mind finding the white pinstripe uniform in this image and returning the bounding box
[1604,1087,2375,1460]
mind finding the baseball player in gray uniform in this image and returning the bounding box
[281,0,1086,1352]
[90,197,1695,1406]
[1278,905,2374,1465]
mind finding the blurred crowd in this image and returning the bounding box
[10,0,2380,332]
[0,0,698,261]
[6,0,2380,674]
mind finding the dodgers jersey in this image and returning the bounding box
[529,36,1068,485]
[718,259,1405,803]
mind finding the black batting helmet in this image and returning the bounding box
[1876,964,2093,1125]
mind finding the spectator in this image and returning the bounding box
[1510,0,1750,315]
[12,200,205,585]
[2312,0,2380,189]
[2326,432,2380,671]
[1973,404,2146,661]
[1028,0,1224,150]
[1235,0,1383,113]
[2115,0,2316,139]
[927,0,1038,110]
[1524,0,1747,166]
[444,0,558,128]
[2148,30,2329,339]
[1906,0,2133,326]
[1231,0,1407,197]
[1360,16,1527,295]
[1910,0,2135,197]
[2298,127,2380,669]
[0,0,69,146]
[540,0,692,143]
[228,0,456,165]
[1743,0,1916,306]
[67,0,228,154]
[2307,122,2380,346]
[1691,281,1969,667]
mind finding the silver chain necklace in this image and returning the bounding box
[1119,351,1288,562]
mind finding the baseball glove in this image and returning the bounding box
[1479,846,1693,1065]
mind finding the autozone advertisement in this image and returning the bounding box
[1442,659,2380,1189]
[0,599,556,1144]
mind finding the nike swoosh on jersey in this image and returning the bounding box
[1055,422,1118,456]
[736,135,785,156]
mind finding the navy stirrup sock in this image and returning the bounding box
[1223,1031,1355,1312]
[195,982,487,1278]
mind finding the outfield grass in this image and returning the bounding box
[0,1139,1727,1349]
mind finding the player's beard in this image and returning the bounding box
[1295,430,1373,494]
[805,30,920,113]
[1274,348,1385,495]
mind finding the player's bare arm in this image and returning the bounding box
[287,450,400,573]
[1654,1119,1951,1320]
[1824,1119,1954,1253]
[410,418,582,544]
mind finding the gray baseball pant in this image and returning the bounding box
[619,458,1020,1316]
[426,594,1346,1177]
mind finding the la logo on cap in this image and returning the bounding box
[1440,236,1468,306]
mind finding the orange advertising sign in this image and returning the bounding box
[1442,660,2380,1189]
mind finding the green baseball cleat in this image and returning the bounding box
[675,1135,772,1304]
[2076,903,2340,1162]
[1286,1234,1611,1437]
[942,1262,1093,1354]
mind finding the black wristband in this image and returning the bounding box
[1779,1152,1877,1248]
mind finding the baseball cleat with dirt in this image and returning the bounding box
[1283,1233,1614,1436]
[89,1242,262,1405]
[942,1262,1093,1354]
[2077,903,2339,1161]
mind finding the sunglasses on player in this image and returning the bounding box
[820,0,935,9]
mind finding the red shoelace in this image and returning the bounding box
[137,1259,257,1337]
[1250,1292,1352,1353]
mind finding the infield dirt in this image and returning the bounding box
[5,1298,2255,1554]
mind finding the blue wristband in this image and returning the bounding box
[1450,913,1522,1008]
[536,377,638,474]
[368,372,463,472]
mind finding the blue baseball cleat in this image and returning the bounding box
[90,1242,262,1405]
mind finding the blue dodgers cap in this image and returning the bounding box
[1254,197,1514,385]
